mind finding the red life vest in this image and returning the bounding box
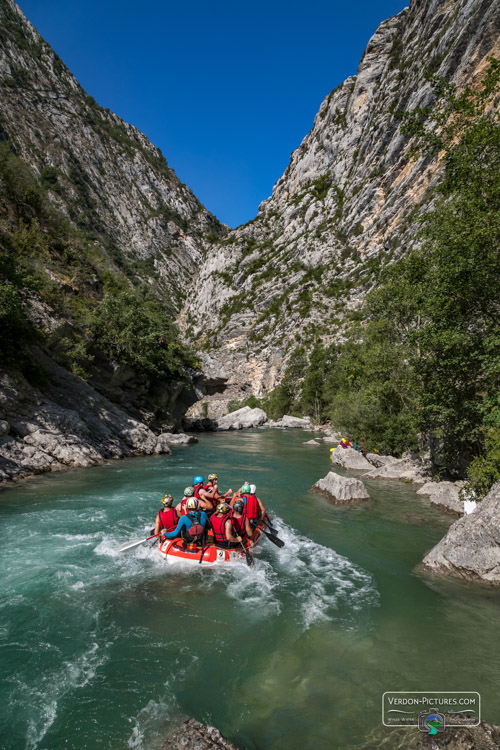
[193,484,203,500]
[158,507,178,532]
[211,513,231,542]
[181,498,190,516]
[230,511,246,538]
[243,494,259,520]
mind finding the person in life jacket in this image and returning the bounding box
[160,498,208,543]
[230,500,254,542]
[176,486,195,517]
[190,476,207,505]
[232,483,266,527]
[210,502,244,549]
[154,494,179,537]
[199,473,233,512]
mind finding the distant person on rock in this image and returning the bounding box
[154,494,179,537]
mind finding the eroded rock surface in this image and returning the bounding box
[179,0,499,400]
[267,415,312,429]
[312,471,371,503]
[363,453,429,484]
[421,482,500,583]
[0,352,174,482]
[216,406,268,430]
[331,445,373,471]
[160,718,242,750]
[417,481,463,516]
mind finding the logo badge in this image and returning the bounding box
[418,711,445,734]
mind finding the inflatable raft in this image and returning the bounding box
[158,521,265,566]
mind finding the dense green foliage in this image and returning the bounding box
[260,62,500,489]
[0,141,195,390]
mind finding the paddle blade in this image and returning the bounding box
[243,546,254,567]
[262,529,285,548]
[118,532,159,553]
[118,537,149,553]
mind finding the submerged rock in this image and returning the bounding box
[330,445,373,471]
[312,471,371,503]
[160,718,242,750]
[417,481,463,516]
[216,406,268,430]
[303,439,321,445]
[421,482,500,584]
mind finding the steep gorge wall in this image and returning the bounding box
[0,0,222,308]
[181,0,499,416]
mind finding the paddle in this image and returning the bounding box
[260,527,285,549]
[240,539,254,567]
[118,532,161,553]
[230,520,254,567]
[264,515,278,535]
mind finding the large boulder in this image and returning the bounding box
[362,453,429,484]
[216,406,268,430]
[416,481,462,516]
[421,482,500,584]
[280,415,311,428]
[312,471,371,503]
[156,432,197,447]
[160,718,242,750]
[267,415,311,428]
[330,445,373,471]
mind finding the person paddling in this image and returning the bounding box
[160,498,208,542]
[233,483,265,528]
[231,499,254,542]
[154,494,179,537]
[210,502,244,549]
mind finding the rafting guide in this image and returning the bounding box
[119,472,284,565]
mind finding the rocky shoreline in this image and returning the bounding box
[0,352,196,485]
[160,714,500,750]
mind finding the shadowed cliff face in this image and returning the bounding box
[179,0,499,409]
[0,0,223,310]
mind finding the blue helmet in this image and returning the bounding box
[193,475,204,485]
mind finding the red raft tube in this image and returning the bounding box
[158,520,266,565]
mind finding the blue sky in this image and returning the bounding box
[19,0,408,227]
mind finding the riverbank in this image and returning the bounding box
[0,353,198,485]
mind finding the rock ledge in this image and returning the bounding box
[160,718,242,750]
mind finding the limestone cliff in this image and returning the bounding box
[180,0,499,416]
[0,0,223,309]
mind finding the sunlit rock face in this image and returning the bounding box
[0,0,222,309]
[180,0,499,399]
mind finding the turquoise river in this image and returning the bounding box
[1,429,500,749]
